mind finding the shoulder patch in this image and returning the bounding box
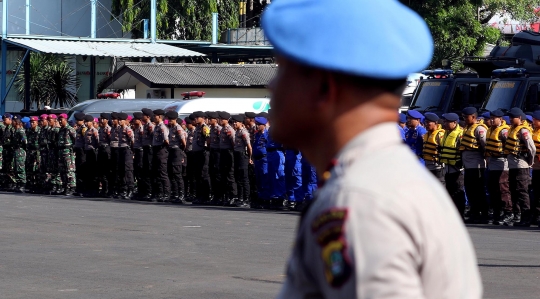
[311,208,352,288]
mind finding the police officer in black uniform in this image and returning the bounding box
[140,108,155,200]
[207,111,222,204]
[192,111,212,204]
[131,112,144,199]
[97,113,111,197]
[151,109,170,202]
[73,112,87,196]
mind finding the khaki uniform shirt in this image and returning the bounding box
[507,127,536,169]
[462,126,487,169]
[278,123,482,299]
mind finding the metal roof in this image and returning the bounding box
[102,62,277,89]
[5,38,204,58]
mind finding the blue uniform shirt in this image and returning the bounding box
[253,129,268,158]
[398,125,405,141]
[405,125,427,159]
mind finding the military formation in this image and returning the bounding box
[0,109,317,211]
[402,106,540,227]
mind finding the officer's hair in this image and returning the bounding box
[334,72,406,96]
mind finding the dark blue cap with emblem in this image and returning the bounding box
[480,112,490,119]
[526,115,533,122]
[508,107,524,118]
[462,107,477,116]
[398,113,407,123]
[255,117,268,125]
[442,113,459,122]
[2,113,12,119]
[261,0,433,79]
[490,109,504,117]
[532,110,540,120]
[407,110,423,119]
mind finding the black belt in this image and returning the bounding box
[253,154,267,160]
[267,148,283,152]
[133,147,143,151]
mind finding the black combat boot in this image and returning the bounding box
[502,212,515,226]
[15,184,25,193]
[514,210,532,227]
[63,187,74,196]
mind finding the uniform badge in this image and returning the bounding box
[312,208,352,288]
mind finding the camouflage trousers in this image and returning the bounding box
[26,149,40,190]
[7,148,26,185]
[48,148,62,189]
[39,149,51,189]
[58,148,76,189]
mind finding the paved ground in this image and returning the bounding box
[0,193,539,298]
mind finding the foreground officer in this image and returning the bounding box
[26,116,41,193]
[57,114,76,195]
[166,110,187,202]
[83,115,99,197]
[421,112,444,183]
[262,0,481,297]
[97,113,111,197]
[151,109,170,202]
[460,106,488,224]
[485,109,511,225]
[504,107,536,226]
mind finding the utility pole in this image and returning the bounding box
[26,0,30,35]
[90,0,97,99]
[239,1,246,28]
[91,0,97,38]
[151,0,156,43]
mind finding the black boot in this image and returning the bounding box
[502,212,515,226]
[15,184,25,193]
[514,210,532,227]
[63,187,74,196]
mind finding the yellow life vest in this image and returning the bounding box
[504,124,529,155]
[485,122,510,157]
[532,128,540,159]
[422,126,445,162]
[459,122,488,151]
[440,125,464,166]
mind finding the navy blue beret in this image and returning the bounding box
[442,113,459,122]
[508,107,524,118]
[262,0,433,79]
[2,113,12,119]
[532,110,540,120]
[407,110,423,119]
[424,113,439,122]
[462,107,477,115]
[255,117,268,125]
[526,115,533,122]
[480,112,490,119]
[490,109,504,117]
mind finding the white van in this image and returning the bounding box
[163,98,270,120]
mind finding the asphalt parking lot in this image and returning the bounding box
[0,193,538,299]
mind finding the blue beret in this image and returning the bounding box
[21,117,30,123]
[508,107,524,118]
[503,116,510,124]
[462,107,477,115]
[2,113,12,119]
[532,110,540,120]
[442,113,459,122]
[424,112,439,122]
[490,109,504,117]
[262,0,433,79]
[398,113,407,123]
[526,115,533,122]
[255,117,268,125]
[480,112,490,119]
[407,110,423,119]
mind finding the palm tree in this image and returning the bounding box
[14,53,80,109]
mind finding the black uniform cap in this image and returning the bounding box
[141,108,154,117]
[244,112,256,118]
[153,109,165,116]
[257,112,269,118]
[188,113,196,121]
[133,112,143,120]
[508,107,524,118]
[231,114,245,123]
[74,112,86,121]
[184,116,191,123]
[193,111,206,118]
[165,110,179,119]
[100,112,110,120]
[462,107,477,115]
[83,115,94,122]
[206,111,219,119]
[117,113,128,121]
[110,112,119,120]
[490,109,504,117]
[218,111,230,120]
[150,115,156,123]
[424,112,439,122]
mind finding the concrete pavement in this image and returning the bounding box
[0,193,538,298]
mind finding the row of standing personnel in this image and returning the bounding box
[0,109,318,210]
[402,106,540,227]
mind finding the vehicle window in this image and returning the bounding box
[484,81,521,111]
[410,81,449,110]
[525,83,540,111]
[469,83,488,107]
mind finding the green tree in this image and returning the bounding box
[14,53,80,108]
[401,0,539,70]
[111,0,239,40]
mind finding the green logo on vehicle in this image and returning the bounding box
[252,101,270,112]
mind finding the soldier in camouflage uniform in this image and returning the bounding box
[25,116,41,193]
[57,114,76,195]
[11,116,27,192]
[2,113,15,190]
[47,115,63,194]
[0,117,5,189]
[38,114,50,193]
